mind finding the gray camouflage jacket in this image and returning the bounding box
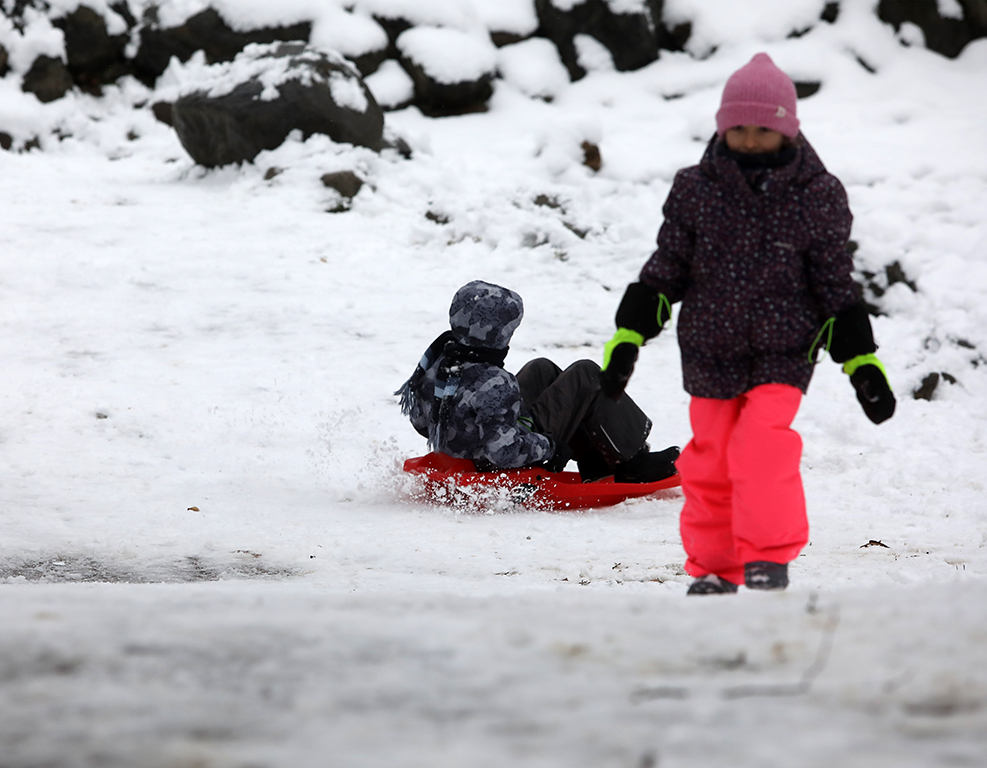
[397,281,554,469]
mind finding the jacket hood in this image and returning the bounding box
[449,280,523,350]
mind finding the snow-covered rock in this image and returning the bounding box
[533,0,661,80]
[169,42,384,167]
[396,26,497,115]
[133,7,313,85]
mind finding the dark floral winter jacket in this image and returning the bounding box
[639,135,858,399]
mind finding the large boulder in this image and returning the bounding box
[134,8,313,85]
[170,42,385,167]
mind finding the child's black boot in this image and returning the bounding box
[687,575,739,595]
[613,445,679,483]
[744,561,789,590]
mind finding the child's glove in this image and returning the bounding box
[600,283,671,401]
[600,329,643,400]
[844,354,896,424]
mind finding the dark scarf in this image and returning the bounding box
[718,141,798,192]
[396,332,508,450]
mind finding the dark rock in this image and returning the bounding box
[320,170,363,198]
[399,59,493,116]
[151,101,174,126]
[795,81,821,98]
[171,42,384,167]
[0,132,12,150]
[535,0,660,81]
[582,140,601,171]
[885,260,917,292]
[52,5,131,92]
[371,14,414,58]
[0,44,9,77]
[878,0,987,58]
[22,55,74,102]
[648,0,692,52]
[913,372,940,400]
[426,210,450,224]
[134,7,313,85]
[490,31,531,47]
[348,48,389,78]
[381,133,413,159]
[821,2,840,24]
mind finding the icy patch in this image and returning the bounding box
[0,552,297,584]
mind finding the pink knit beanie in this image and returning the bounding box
[716,53,800,138]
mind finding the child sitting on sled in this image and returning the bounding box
[396,280,679,483]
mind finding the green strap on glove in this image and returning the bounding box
[843,353,896,424]
[842,353,887,378]
[602,328,644,371]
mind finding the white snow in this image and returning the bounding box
[397,25,497,84]
[364,59,415,110]
[154,43,361,104]
[472,0,539,36]
[498,37,572,100]
[309,6,388,60]
[2,1,987,766]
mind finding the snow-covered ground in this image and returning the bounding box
[2,1,987,765]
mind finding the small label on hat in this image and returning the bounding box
[776,106,787,118]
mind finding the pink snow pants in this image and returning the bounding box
[677,383,808,586]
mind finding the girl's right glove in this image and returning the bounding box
[844,354,896,424]
[599,283,671,401]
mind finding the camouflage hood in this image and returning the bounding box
[448,281,523,350]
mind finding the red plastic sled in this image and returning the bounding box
[403,452,680,511]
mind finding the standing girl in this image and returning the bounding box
[600,53,895,594]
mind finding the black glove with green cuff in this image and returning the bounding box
[828,302,895,424]
[600,283,671,401]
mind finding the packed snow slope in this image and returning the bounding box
[2,1,987,766]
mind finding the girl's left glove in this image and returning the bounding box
[844,354,896,424]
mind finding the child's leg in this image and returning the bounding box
[678,396,744,584]
[524,359,651,463]
[516,358,563,408]
[728,383,808,566]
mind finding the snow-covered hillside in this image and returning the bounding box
[2,1,987,765]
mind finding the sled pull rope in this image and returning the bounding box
[808,317,835,363]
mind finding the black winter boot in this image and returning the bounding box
[745,561,789,590]
[613,446,680,483]
[687,574,739,595]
